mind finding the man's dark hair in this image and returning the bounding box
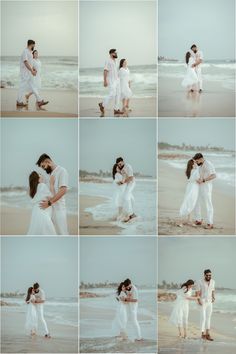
[27,39,35,46]
[109,48,116,55]
[204,269,211,275]
[191,44,197,50]
[123,278,131,287]
[36,153,51,166]
[193,153,203,160]
[33,282,40,290]
[116,157,123,164]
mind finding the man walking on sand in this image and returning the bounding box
[99,49,123,116]
[16,39,48,108]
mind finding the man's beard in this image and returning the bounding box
[119,164,124,170]
[197,162,203,166]
[45,166,52,174]
[112,54,117,59]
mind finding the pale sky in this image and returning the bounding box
[158,238,236,289]
[158,119,235,150]
[1,0,78,56]
[1,237,78,297]
[80,0,156,68]
[80,237,157,287]
[158,0,235,60]
[1,119,78,187]
[80,120,157,177]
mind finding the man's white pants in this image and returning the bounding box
[52,208,69,235]
[35,305,49,334]
[123,181,135,216]
[194,183,213,224]
[17,77,42,102]
[200,301,213,332]
[103,80,121,110]
[129,303,142,339]
[196,68,203,90]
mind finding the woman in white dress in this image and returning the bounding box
[112,164,126,220]
[27,171,57,235]
[119,59,132,113]
[181,52,199,92]
[170,280,199,338]
[25,50,42,103]
[178,159,200,227]
[25,287,38,336]
[112,282,128,339]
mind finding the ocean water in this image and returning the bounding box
[80,179,157,235]
[1,56,78,91]
[159,150,235,195]
[79,65,157,98]
[0,188,78,215]
[158,60,236,91]
[80,288,157,340]
[2,296,78,328]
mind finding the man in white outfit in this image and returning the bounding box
[123,278,142,341]
[36,153,69,235]
[116,157,137,222]
[193,153,216,229]
[191,44,204,92]
[33,282,51,338]
[99,49,123,116]
[16,39,48,108]
[196,270,215,341]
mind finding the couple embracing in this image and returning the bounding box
[182,44,203,93]
[99,48,132,116]
[112,278,142,341]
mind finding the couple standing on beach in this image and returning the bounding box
[112,278,142,341]
[99,49,132,116]
[170,269,215,341]
[25,283,51,338]
[182,44,203,93]
[178,153,216,230]
[112,157,137,223]
[27,153,69,235]
[16,39,48,108]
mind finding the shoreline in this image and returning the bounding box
[1,206,78,236]
[158,77,235,117]
[1,88,78,117]
[79,195,122,235]
[158,160,235,235]
[79,97,156,118]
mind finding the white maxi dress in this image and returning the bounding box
[112,291,128,335]
[170,288,192,327]
[25,294,38,335]
[179,167,200,217]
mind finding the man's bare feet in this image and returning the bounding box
[204,224,213,230]
[114,109,124,116]
[195,220,203,226]
[37,100,49,107]
[44,334,51,339]
[16,101,27,107]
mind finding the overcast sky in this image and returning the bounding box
[158,119,235,150]
[80,0,156,68]
[80,237,157,287]
[1,119,78,187]
[158,0,235,60]
[1,0,78,56]
[1,237,78,297]
[80,119,156,177]
[159,237,236,289]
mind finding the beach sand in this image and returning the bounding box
[158,161,235,235]
[79,195,122,235]
[158,78,235,117]
[1,88,78,117]
[79,97,156,118]
[1,207,78,236]
[1,310,78,353]
[80,302,157,353]
[158,301,236,354]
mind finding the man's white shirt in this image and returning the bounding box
[196,279,215,302]
[120,163,134,180]
[199,160,216,182]
[20,48,33,79]
[104,58,118,85]
[51,166,69,210]
[34,288,46,302]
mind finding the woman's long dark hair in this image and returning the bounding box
[185,159,194,179]
[181,279,194,293]
[185,51,191,64]
[119,58,126,69]
[26,287,33,302]
[116,282,124,296]
[29,171,40,198]
[112,164,117,180]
